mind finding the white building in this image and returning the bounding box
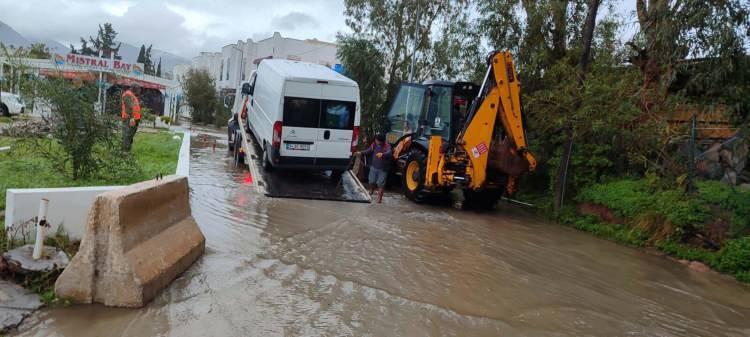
[184,32,340,93]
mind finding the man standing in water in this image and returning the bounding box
[121,84,142,152]
[356,133,392,203]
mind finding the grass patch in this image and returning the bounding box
[558,208,650,247]
[0,131,182,213]
[570,178,750,284]
[0,116,12,124]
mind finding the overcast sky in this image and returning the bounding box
[0,0,637,59]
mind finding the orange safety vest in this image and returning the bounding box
[121,90,142,120]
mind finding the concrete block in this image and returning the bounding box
[54,175,205,307]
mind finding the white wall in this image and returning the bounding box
[5,131,191,240]
[189,32,340,93]
[5,186,123,240]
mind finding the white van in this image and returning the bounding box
[242,60,360,172]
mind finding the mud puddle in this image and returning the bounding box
[14,128,750,336]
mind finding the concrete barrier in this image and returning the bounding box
[55,175,205,307]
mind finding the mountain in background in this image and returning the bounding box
[0,20,30,48]
[0,20,189,76]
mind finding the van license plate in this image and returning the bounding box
[286,143,310,151]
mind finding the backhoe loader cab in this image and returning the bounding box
[385,81,478,145]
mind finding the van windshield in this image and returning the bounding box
[283,97,356,130]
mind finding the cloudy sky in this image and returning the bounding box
[0,0,636,59]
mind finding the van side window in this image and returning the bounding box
[283,97,320,128]
[321,100,355,130]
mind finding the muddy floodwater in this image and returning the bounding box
[14,130,750,337]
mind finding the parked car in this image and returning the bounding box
[242,60,360,173]
[0,91,25,116]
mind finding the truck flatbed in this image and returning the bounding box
[236,116,371,203]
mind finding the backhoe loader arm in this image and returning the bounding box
[455,51,536,189]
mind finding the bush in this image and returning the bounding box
[579,179,709,236]
[697,181,750,236]
[657,240,719,267]
[182,68,219,124]
[578,179,652,218]
[32,77,124,179]
[716,237,750,273]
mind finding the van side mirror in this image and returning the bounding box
[241,83,252,95]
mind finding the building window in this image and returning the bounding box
[226,58,231,81]
[220,60,224,81]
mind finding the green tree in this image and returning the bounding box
[33,78,124,179]
[26,43,50,59]
[337,35,386,139]
[630,0,750,112]
[137,45,146,63]
[343,0,471,101]
[156,57,162,77]
[73,23,121,58]
[144,45,154,75]
[78,38,95,56]
[181,68,218,124]
[88,23,121,59]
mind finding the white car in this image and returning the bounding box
[1,91,25,116]
[242,60,360,173]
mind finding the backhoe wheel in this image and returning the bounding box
[402,149,427,202]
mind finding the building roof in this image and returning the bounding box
[260,59,356,87]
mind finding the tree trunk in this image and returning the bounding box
[553,0,601,212]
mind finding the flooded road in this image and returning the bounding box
[15,130,750,336]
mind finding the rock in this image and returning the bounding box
[739,184,750,192]
[578,202,623,224]
[696,160,724,180]
[0,119,50,138]
[703,143,722,162]
[688,261,711,273]
[721,170,738,186]
[2,245,69,274]
[0,280,42,333]
[55,175,205,308]
[719,149,733,165]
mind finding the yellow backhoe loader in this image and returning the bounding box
[388,51,536,208]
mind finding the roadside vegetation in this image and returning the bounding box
[337,1,750,282]
[180,68,229,127]
[0,132,181,215]
[0,43,182,303]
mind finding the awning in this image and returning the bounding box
[39,69,97,82]
[114,77,165,90]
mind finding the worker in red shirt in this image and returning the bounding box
[121,85,142,152]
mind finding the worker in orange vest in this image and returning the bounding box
[121,85,142,152]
